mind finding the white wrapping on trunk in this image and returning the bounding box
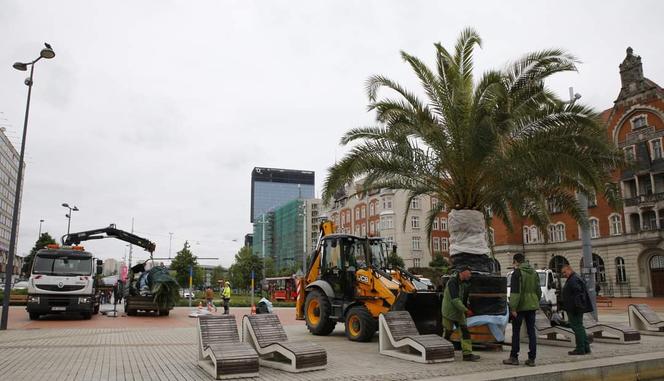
[448,209,490,256]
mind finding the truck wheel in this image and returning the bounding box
[304,289,336,336]
[345,305,377,342]
[28,312,40,320]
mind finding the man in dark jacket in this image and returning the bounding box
[504,253,541,366]
[561,264,592,355]
[442,266,478,361]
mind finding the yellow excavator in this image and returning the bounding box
[295,221,441,341]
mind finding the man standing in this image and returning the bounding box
[221,281,232,315]
[561,264,593,355]
[503,253,541,367]
[205,286,217,312]
[442,266,479,361]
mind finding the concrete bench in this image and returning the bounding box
[242,313,326,373]
[521,310,582,348]
[628,304,664,335]
[197,315,259,379]
[583,313,640,344]
[379,311,455,363]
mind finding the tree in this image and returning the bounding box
[429,255,450,269]
[387,250,405,268]
[228,246,263,290]
[22,233,56,275]
[169,241,202,288]
[211,265,227,287]
[323,28,621,269]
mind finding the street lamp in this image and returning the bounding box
[38,219,44,238]
[62,203,79,236]
[1,43,55,331]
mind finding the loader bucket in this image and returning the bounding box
[391,291,443,335]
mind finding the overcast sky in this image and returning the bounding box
[1,1,663,267]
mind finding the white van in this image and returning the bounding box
[506,269,559,314]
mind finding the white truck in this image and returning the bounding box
[26,244,102,320]
[506,268,559,316]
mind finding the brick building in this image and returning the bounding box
[492,48,664,297]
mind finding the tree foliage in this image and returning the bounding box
[211,265,228,287]
[22,233,56,275]
[322,28,622,241]
[429,255,450,269]
[387,250,405,268]
[169,241,202,287]
[228,246,263,290]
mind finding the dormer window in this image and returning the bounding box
[632,115,647,130]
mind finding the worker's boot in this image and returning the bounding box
[463,354,480,362]
[502,357,519,365]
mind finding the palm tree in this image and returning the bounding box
[323,28,621,270]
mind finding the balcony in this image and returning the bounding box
[624,192,664,207]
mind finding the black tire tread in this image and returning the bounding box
[304,289,336,336]
[345,305,377,342]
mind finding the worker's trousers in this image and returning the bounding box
[223,298,230,315]
[443,317,472,355]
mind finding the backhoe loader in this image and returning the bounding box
[295,221,441,342]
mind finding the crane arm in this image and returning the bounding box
[62,224,156,253]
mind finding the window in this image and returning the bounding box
[341,213,345,225]
[361,223,366,236]
[609,214,622,235]
[412,236,421,250]
[431,197,439,209]
[433,237,440,252]
[413,258,421,267]
[440,218,448,231]
[651,139,663,160]
[369,221,375,235]
[555,224,566,242]
[369,203,375,216]
[547,197,561,214]
[587,190,597,208]
[383,196,393,210]
[590,218,600,239]
[381,215,394,230]
[441,238,449,252]
[355,208,360,221]
[624,146,635,161]
[411,197,421,210]
[523,226,530,244]
[548,224,556,242]
[632,115,647,129]
[441,203,448,212]
[616,257,627,283]
[432,218,439,230]
[411,216,420,229]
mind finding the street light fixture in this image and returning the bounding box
[62,203,79,236]
[38,219,44,238]
[1,43,55,331]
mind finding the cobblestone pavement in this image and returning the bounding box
[1,303,664,380]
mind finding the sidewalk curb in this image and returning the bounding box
[421,351,664,381]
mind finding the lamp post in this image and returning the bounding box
[62,203,79,236]
[1,43,56,331]
[38,219,44,238]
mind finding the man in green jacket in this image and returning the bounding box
[503,253,542,367]
[442,266,478,361]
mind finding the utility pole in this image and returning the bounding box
[128,217,134,269]
[569,86,598,320]
[168,232,173,259]
[302,202,307,274]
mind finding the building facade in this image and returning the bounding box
[253,198,322,272]
[324,182,451,268]
[250,167,315,222]
[0,127,23,284]
[492,48,664,297]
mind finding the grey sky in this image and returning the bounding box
[1,1,663,267]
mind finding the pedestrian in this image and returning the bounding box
[205,286,217,312]
[503,253,541,367]
[561,264,593,355]
[222,281,232,315]
[442,266,479,362]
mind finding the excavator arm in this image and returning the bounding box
[62,224,156,253]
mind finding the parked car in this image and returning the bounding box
[12,281,29,290]
[181,289,193,298]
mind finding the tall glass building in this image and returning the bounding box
[250,167,314,222]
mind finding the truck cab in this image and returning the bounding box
[506,268,559,315]
[26,244,102,320]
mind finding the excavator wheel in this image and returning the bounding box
[344,305,377,342]
[304,289,336,335]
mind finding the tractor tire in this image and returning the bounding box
[304,289,336,336]
[345,305,377,342]
[28,312,40,320]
